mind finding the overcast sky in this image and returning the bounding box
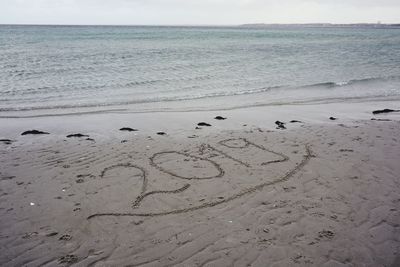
[1,0,399,25]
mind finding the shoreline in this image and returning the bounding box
[2,75,400,117]
[1,94,400,118]
[1,100,399,139]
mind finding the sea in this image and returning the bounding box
[1,25,400,114]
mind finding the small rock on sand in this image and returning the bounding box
[197,122,212,127]
[275,121,286,129]
[157,132,166,135]
[329,117,337,120]
[214,116,227,120]
[371,118,391,121]
[21,130,49,136]
[372,108,399,115]
[66,133,89,138]
[119,127,138,132]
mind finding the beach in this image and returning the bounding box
[1,101,399,266]
[1,24,400,267]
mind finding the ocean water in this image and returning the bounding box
[1,25,400,113]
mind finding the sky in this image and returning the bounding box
[1,0,399,25]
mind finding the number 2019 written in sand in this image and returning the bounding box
[88,138,313,219]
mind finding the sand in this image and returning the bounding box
[0,102,400,266]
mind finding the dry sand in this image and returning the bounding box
[1,103,400,267]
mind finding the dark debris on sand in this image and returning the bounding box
[66,134,89,138]
[214,116,227,120]
[197,122,212,127]
[157,132,166,135]
[120,127,138,132]
[372,108,400,115]
[21,130,49,136]
[0,139,14,145]
[290,120,303,123]
[329,117,337,121]
[371,118,392,121]
[275,121,286,130]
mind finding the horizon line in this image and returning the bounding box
[1,22,400,27]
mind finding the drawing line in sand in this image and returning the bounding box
[132,184,191,208]
[198,138,289,168]
[100,163,148,198]
[129,149,226,208]
[88,141,313,219]
[127,138,291,210]
[149,151,225,180]
[217,138,289,166]
[206,144,251,167]
[99,163,191,210]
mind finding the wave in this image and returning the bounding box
[302,75,400,89]
[0,75,399,113]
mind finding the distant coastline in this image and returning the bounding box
[240,23,400,29]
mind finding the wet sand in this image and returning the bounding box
[1,102,400,266]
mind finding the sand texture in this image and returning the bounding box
[1,116,400,266]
